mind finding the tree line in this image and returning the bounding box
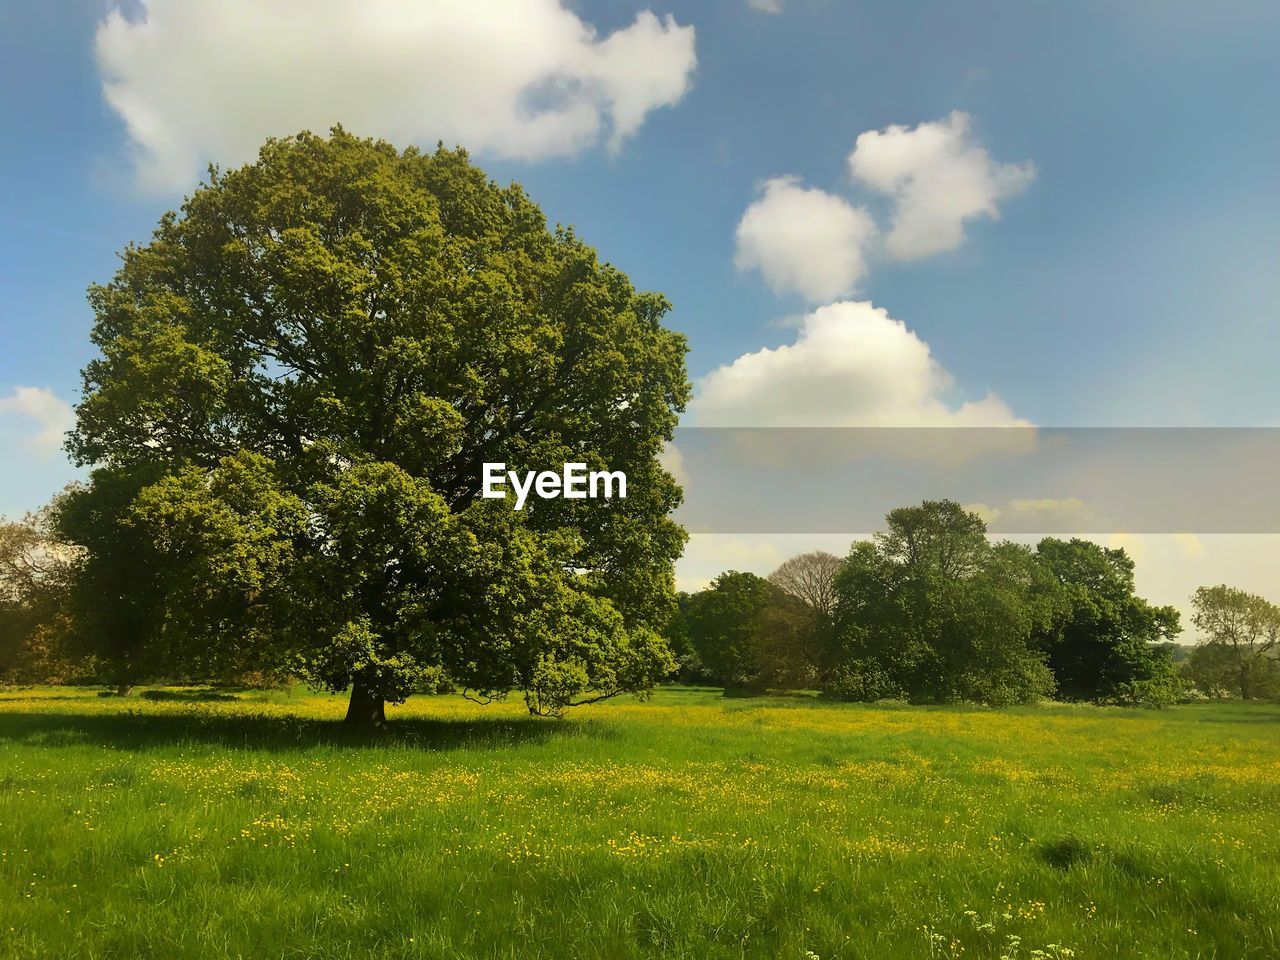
[7,494,1275,708]
[666,500,1280,706]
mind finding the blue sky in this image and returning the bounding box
[1,0,1278,539]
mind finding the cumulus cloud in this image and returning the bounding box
[848,110,1035,260]
[657,439,689,490]
[966,497,1097,531]
[963,502,1002,526]
[733,112,1034,298]
[734,176,877,302]
[0,387,74,459]
[687,300,1029,427]
[96,0,697,191]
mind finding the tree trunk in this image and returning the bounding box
[115,683,134,697]
[344,677,386,727]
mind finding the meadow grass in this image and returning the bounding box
[0,686,1276,959]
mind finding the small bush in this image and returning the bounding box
[1110,674,1186,708]
[823,660,905,702]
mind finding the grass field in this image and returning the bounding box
[1,687,1277,959]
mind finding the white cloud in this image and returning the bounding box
[657,439,689,491]
[745,0,783,13]
[0,387,74,459]
[963,502,1002,525]
[96,0,697,192]
[734,176,876,302]
[967,497,1097,531]
[848,110,1035,260]
[687,300,1029,427]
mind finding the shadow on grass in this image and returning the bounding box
[720,687,820,702]
[0,703,600,754]
[138,688,242,702]
[1171,703,1280,725]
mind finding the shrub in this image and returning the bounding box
[1109,673,1186,708]
[824,660,905,702]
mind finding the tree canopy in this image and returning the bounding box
[819,504,1180,707]
[1032,538,1181,703]
[830,510,1058,706]
[1190,585,1280,700]
[62,128,690,723]
[682,571,812,691]
[664,503,1194,707]
[767,550,841,679]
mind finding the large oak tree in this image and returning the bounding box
[64,129,689,724]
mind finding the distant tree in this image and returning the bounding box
[752,590,821,690]
[684,571,809,691]
[1033,538,1182,703]
[64,128,689,724]
[0,518,50,677]
[1154,641,1192,664]
[829,505,1056,706]
[0,493,81,684]
[684,572,769,690]
[913,542,1058,706]
[1190,585,1280,700]
[769,551,841,619]
[768,550,842,678]
[1182,642,1241,699]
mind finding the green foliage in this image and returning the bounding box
[1190,585,1280,700]
[751,587,821,690]
[816,511,1186,708]
[683,571,771,689]
[1181,642,1238,698]
[828,502,1056,706]
[0,496,83,683]
[1111,671,1187,708]
[56,468,180,691]
[823,658,904,702]
[1183,639,1280,702]
[64,128,690,718]
[876,498,989,580]
[661,592,715,684]
[682,571,810,691]
[1033,538,1182,702]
